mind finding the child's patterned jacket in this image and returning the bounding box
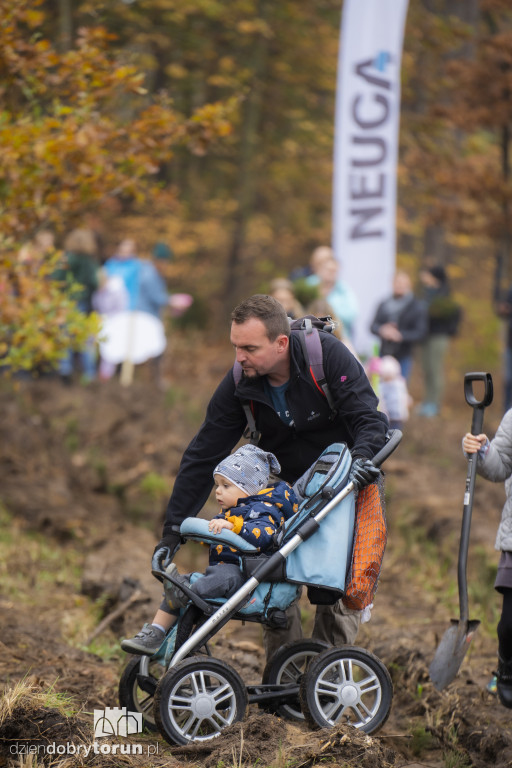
[209,481,299,566]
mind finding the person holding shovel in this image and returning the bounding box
[463,419,512,709]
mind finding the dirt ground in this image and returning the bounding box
[0,334,511,768]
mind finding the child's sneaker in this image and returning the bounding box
[121,623,165,655]
[486,675,497,695]
[163,563,189,610]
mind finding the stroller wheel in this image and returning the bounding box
[118,655,166,732]
[154,656,248,745]
[300,646,393,734]
[261,639,330,722]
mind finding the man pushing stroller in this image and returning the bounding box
[122,294,388,658]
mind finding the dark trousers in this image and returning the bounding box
[189,564,244,600]
[263,598,360,660]
[498,588,512,662]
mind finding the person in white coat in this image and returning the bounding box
[463,413,512,708]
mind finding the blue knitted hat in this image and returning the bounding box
[214,444,281,496]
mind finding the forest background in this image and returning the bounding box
[2,4,512,765]
[1,0,512,382]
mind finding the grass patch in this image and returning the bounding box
[444,749,472,768]
[386,501,499,642]
[0,502,124,658]
[163,385,186,410]
[0,503,82,604]
[84,637,124,663]
[139,471,170,501]
[86,446,108,489]
[0,678,78,727]
[467,545,499,635]
[64,417,79,452]
[410,724,435,757]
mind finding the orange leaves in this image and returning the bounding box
[443,27,512,133]
[398,3,512,243]
[24,9,45,29]
[236,19,273,39]
[0,2,236,372]
[0,250,101,372]
[185,98,237,156]
[0,12,234,239]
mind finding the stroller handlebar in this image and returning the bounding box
[372,429,402,469]
[152,430,402,583]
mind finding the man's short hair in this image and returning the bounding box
[231,295,291,341]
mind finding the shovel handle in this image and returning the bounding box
[464,372,493,434]
[458,372,493,623]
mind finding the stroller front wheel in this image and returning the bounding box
[300,646,393,734]
[153,656,248,745]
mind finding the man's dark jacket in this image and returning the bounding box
[370,294,428,361]
[162,332,388,536]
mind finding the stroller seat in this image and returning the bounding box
[179,517,300,624]
[180,517,259,553]
[177,441,356,622]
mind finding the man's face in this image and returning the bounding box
[230,318,288,378]
[393,272,411,297]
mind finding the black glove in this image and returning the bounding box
[348,458,380,490]
[151,532,181,574]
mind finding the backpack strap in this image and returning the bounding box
[232,361,261,445]
[296,318,338,419]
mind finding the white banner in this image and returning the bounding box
[333,0,409,357]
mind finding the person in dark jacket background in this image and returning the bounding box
[54,227,99,382]
[124,295,388,659]
[370,270,428,382]
[417,264,461,417]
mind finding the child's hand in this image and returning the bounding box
[462,432,487,454]
[209,518,234,534]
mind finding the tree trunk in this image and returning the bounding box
[224,2,270,304]
[501,123,511,285]
[58,0,73,52]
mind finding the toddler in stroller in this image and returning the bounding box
[119,430,401,745]
[121,444,298,655]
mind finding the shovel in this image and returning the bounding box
[429,371,494,691]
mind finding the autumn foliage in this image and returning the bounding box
[2,1,512,373]
[0,0,235,372]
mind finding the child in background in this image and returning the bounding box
[91,271,129,380]
[374,355,410,430]
[463,419,512,709]
[121,444,298,655]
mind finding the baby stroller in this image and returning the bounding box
[119,430,401,745]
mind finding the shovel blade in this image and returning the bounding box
[429,619,480,691]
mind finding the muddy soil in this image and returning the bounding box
[0,336,511,768]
